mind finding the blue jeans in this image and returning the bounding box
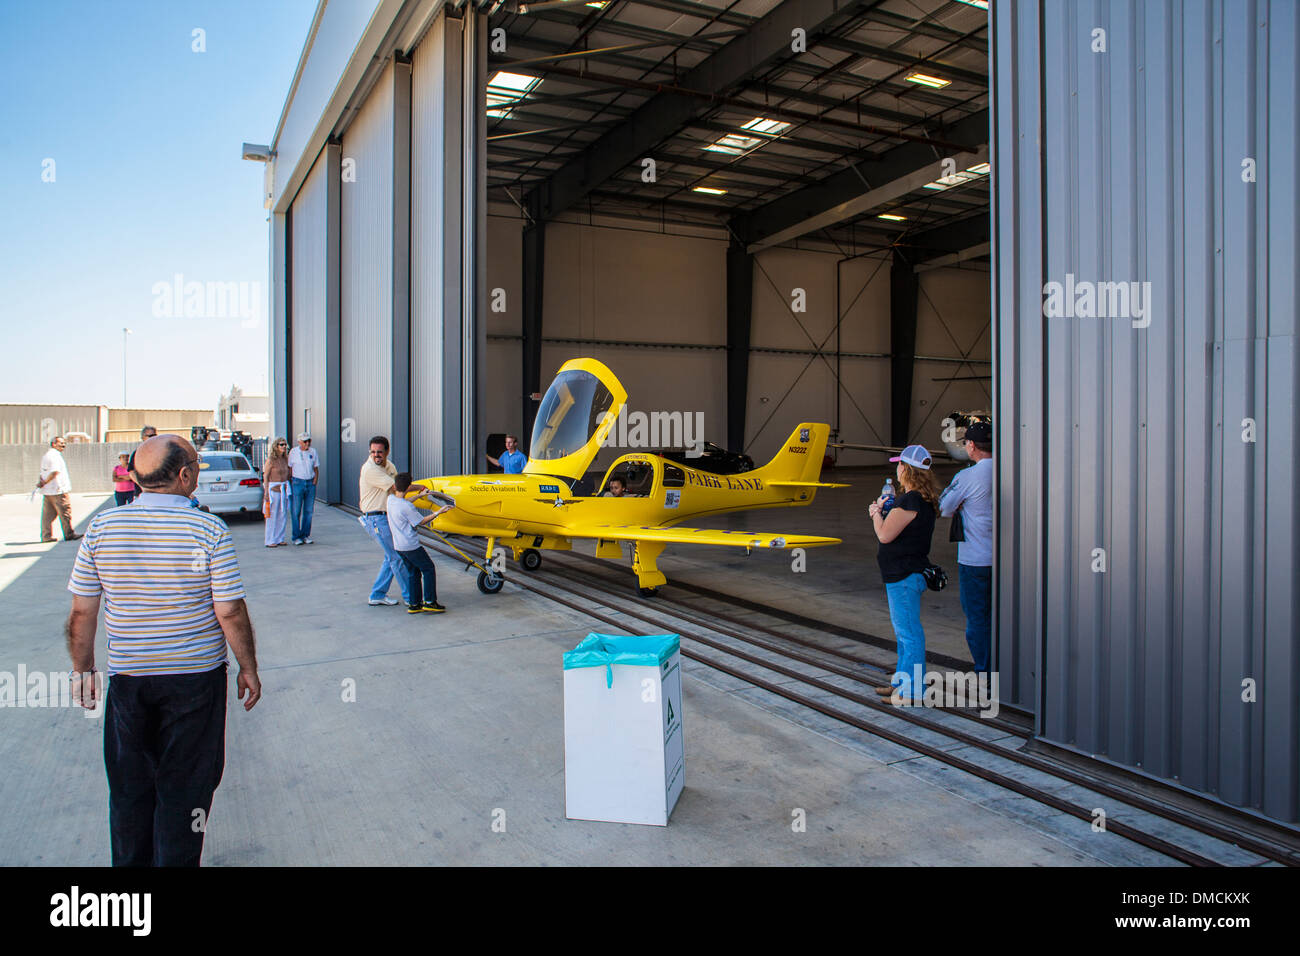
[290,478,316,540]
[397,546,438,606]
[362,514,412,604]
[958,564,992,672]
[884,573,927,698]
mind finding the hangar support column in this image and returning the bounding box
[324,142,342,504]
[271,211,290,443]
[725,237,754,452]
[391,55,413,469]
[522,192,545,445]
[410,6,487,477]
[889,249,919,447]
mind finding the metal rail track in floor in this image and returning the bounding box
[534,559,1032,741]
[403,538,1248,868]
[322,505,1296,867]
[552,547,981,672]
[533,547,1300,860]
[403,532,1294,867]
[517,565,1300,866]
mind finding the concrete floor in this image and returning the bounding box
[0,488,1104,866]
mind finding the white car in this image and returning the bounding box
[193,451,264,517]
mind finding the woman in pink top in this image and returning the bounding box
[111,453,136,507]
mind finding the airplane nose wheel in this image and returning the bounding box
[637,586,658,598]
[477,570,505,594]
[520,548,542,572]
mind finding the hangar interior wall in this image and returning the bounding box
[486,212,990,473]
[994,0,1299,822]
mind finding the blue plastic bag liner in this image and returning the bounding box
[563,632,681,688]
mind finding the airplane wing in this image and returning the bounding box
[831,441,953,459]
[584,524,839,549]
[766,480,851,488]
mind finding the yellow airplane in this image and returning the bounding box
[412,357,849,595]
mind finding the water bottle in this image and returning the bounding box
[880,478,895,516]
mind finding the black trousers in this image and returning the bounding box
[397,546,438,605]
[103,666,227,867]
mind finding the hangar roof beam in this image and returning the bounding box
[732,107,988,249]
[525,0,870,221]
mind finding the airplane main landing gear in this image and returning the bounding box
[477,570,504,594]
[520,548,542,572]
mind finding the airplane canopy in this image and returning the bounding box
[524,357,627,482]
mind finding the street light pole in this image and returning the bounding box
[122,327,133,406]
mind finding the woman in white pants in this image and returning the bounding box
[263,438,291,547]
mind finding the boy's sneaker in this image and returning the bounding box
[293,539,304,545]
[407,604,423,614]
[368,597,399,606]
[422,602,446,613]
[304,537,314,544]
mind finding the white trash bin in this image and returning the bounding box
[563,633,684,826]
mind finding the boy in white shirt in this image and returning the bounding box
[386,472,453,613]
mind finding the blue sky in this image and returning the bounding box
[0,0,318,411]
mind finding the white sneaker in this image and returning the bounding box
[368,597,399,606]
[304,537,314,544]
[293,539,304,546]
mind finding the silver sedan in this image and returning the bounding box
[193,451,264,517]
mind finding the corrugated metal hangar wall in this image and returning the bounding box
[276,2,486,509]
[993,0,1299,822]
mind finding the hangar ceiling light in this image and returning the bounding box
[904,72,952,89]
[487,71,540,117]
[704,133,762,155]
[693,186,728,195]
[703,118,791,156]
[877,213,907,221]
[922,162,990,192]
[741,117,792,136]
[956,0,990,8]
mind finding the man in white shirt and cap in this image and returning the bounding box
[287,432,320,545]
[938,421,994,673]
[37,435,80,543]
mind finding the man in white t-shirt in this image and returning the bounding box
[37,436,79,543]
[386,472,452,614]
[287,432,320,545]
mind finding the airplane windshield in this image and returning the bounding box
[530,370,615,461]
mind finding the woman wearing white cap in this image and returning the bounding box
[869,444,940,703]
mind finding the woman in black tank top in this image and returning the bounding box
[869,447,940,704]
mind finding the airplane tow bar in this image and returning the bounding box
[424,529,505,595]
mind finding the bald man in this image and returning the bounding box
[66,434,261,867]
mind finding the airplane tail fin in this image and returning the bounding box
[752,423,832,484]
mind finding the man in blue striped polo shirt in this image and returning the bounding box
[66,434,261,867]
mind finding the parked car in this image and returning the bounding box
[658,441,755,474]
[192,451,263,517]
